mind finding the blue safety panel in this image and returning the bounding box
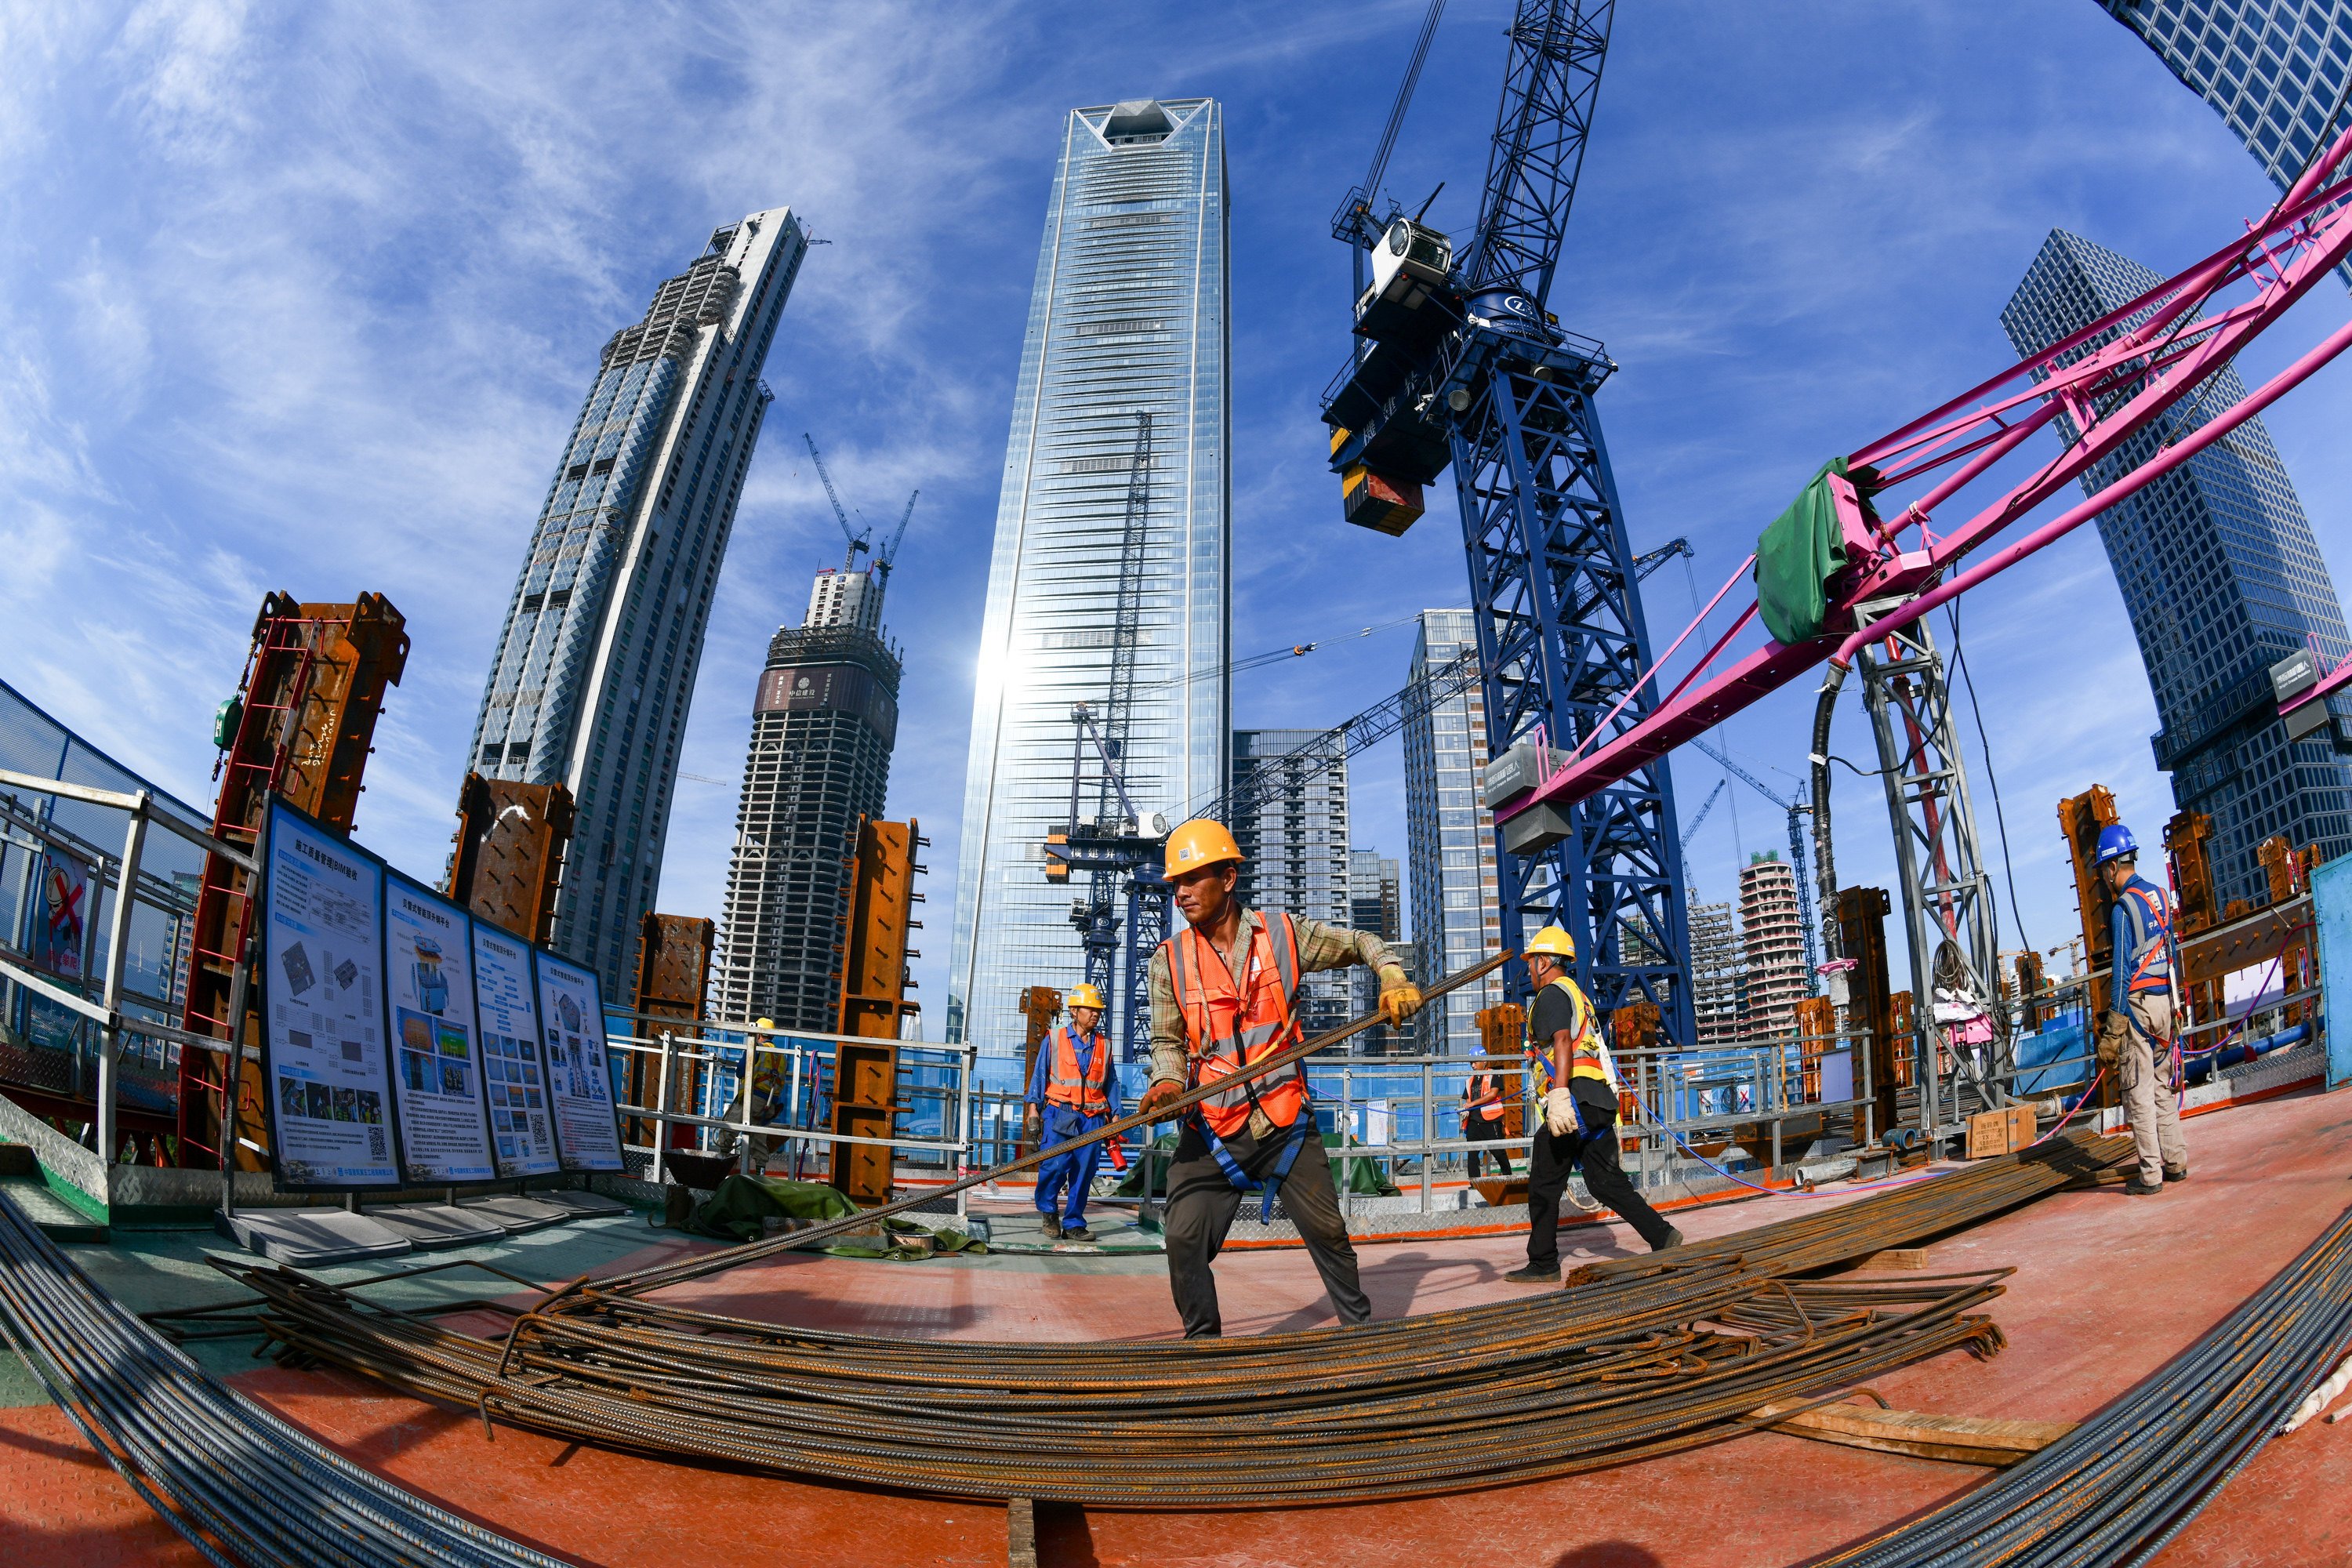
[2313,853,2352,1091]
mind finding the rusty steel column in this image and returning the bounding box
[446,773,575,946]
[1835,886,1896,1145]
[175,593,407,1169]
[2164,811,2220,1031]
[630,913,713,1149]
[1016,985,1062,1160]
[829,817,925,1204]
[2056,786,2121,1107]
[2014,950,2045,1035]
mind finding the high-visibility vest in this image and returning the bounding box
[1044,1024,1112,1116]
[1163,910,1307,1138]
[1465,1070,1506,1122]
[1523,975,1621,1095]
[2117,880,2174,994]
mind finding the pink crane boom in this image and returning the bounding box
[1502,118,2352,830]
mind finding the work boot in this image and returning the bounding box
[1062,1225,1092,1243]
[2124,1175,2163,1196]
[1652,1226,1686,1252]
[2163,1165,2190,1184]
[1502,1263,1560,1284]
[1040,1214,1063,1240]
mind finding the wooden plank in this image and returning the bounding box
[1748,1399,2078,1468]
[1007,1497,1037,1568]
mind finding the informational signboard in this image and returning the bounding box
[259,800,399,1189]
[470,921,560,1178]
[533,949,626,1172]
[383,871,495,1184]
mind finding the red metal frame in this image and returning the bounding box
[1505,122,2352,824]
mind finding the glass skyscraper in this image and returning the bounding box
[2001,229,2352,905]
[947,100,1229,1056]
[466,210,808,994]
[1401,611,1504,1056]
[2103,1,2352,286]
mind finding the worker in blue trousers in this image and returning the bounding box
[1023,982,1120,1241]
[2094,824,2189,1196]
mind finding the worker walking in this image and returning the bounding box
[1462,1062,1513,1178]
[2094,825,2188,1196]
[1504,925,1680,1283]
[1023,982,1120,1242]
[1133,820,1422,1338]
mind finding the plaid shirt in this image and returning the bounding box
[1147,907,1403,1094]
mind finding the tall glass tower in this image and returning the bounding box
[2000,230,2352,905]
[947,100,1229,1056]
[2103,1,2352,285]
[1401,610,1504,1056]
[466,210,808,993]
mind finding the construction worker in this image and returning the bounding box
[2094,825,2188,1195]
[1462,1060,1513,1178]
[1504,925,1681,1283]
[1023,982,1120,1241]
[1133,819,1422,1338]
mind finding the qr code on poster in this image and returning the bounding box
[367,1127,387,1160]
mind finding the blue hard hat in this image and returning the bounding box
[2095,824,2138,866]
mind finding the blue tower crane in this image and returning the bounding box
[1324,0,1694,1041]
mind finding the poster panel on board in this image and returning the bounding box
[470,921,561,1178]
[383,871,496,1184]
[260,800,399,1188]
[532,949,626,1172]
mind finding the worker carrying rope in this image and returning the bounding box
[1504,924,1682,1283]
[1132,819,1424,1338]
[2093,823,2189,1196]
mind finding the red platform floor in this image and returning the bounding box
[5,1083,2350,1567]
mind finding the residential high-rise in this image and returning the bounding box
[1403,610,1504,1055]
[711,563,902,1031]
[1737,853,1807,1040]
[466,210,807,993]
[2102,2,2352,288]
[1686,897,1742,1045]
[1229,730,1353,1039]
[2002,230,2352,902]
[946,99,1230,1054]
[1348,849,1400,942]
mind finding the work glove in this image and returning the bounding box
[1137,1079,1185,1120]
[1022,1107,1042,1142]
[1377,972,1424,1028]
[2096,1007,2128,1073]
[1542,1087,1579,1138]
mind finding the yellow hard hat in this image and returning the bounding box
[754,1018,776,1032]
[1524,924,1577,962]
[1067,982,1105,1011]
[1163,818,1243,878]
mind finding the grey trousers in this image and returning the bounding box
[1162,1126,1370,1338]
[2118,991,2187,1186]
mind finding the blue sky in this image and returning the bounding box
[5,2,2349,1022]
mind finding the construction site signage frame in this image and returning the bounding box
[381,868,497,1185]
[533,949,625,1173]
[257,800,400,1190]
[470,920,561,1180]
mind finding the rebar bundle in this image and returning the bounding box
[0,1188,566,1568]
[220,1130,2131,1510]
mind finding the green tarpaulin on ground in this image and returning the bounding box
[1754,456,1859,645]
[684,1174,985,1259]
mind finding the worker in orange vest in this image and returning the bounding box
[1462,1061,1513,1178]
[1504,924,1680,1283]
[1022,982,1118,1242]
[1133,819,1422,1337]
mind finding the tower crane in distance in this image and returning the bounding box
[1323,0,1697,1043]
[1688,735,1820,990]
[804,433,870,571]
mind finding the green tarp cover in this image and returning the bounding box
[1754,456,1855,646]
[684,1174,986,1259]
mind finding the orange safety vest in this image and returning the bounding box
[1044,1024,1112,1116]
[1524,975,1619,1095]
[1465,1069,1506,1122]
[1163,910,1308,1139]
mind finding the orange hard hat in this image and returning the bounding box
[1067,982,1106,1011]
[1163,818,1243,878]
